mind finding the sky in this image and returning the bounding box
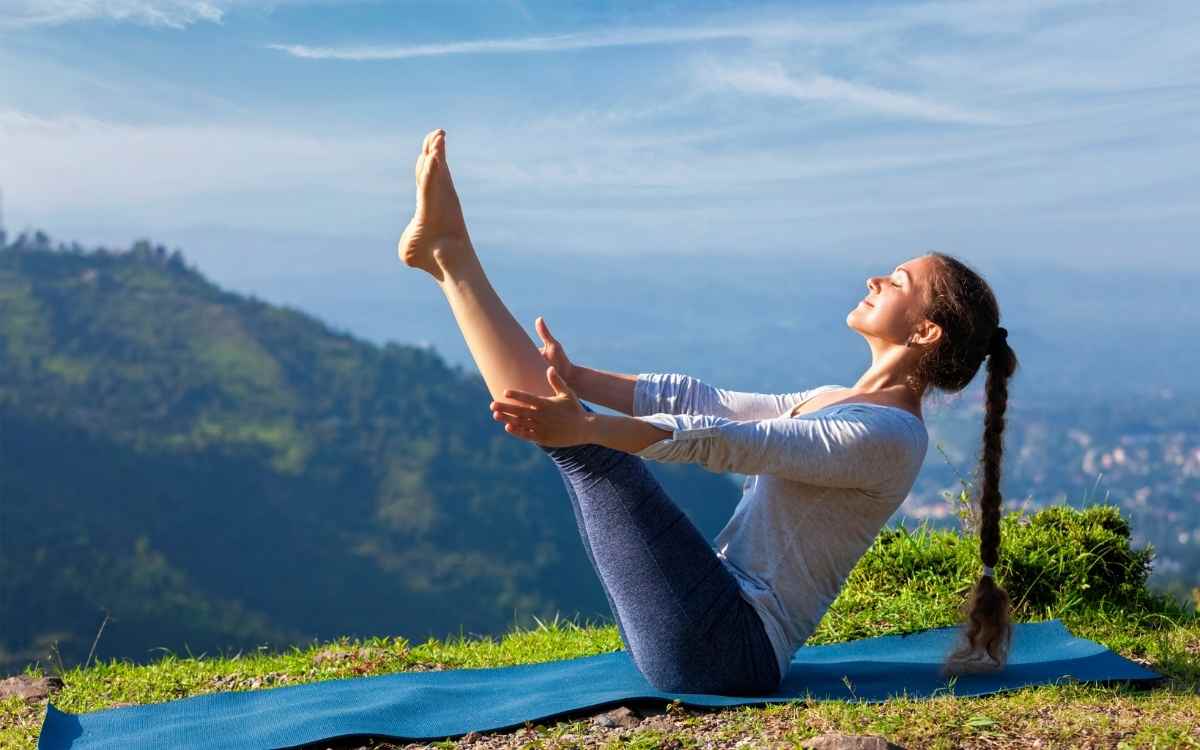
[1,0,1198,285]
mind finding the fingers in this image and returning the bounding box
[547,366,569,393]
[492,392,547,442]
[494,410,537,439]
[535,316,554,343]
[502,388,546,406]
[490,399,536,417]
[492,410,530,428]
[503,421,531,438]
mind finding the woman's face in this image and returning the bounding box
[846,254,938,347]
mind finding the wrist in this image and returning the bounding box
[565,364,585,391]
[582,411,609,446]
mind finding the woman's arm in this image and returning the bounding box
[586,412,674,454]
[568,368,821,420]
[634,372,818,420]
[610,409,917,490]
[568,365,638,416]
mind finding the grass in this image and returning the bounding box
[4,504,1199,749]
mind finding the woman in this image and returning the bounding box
[398,128,1019,695]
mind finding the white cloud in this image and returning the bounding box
[263,0,1120,62]
[0,0,344,28]
[0,0,226,28]
[265,21,851,61]
[0,109,407,231]
[4,0,1197,270]
[695,60,1004,125]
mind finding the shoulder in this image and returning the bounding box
[828,403,926,453]
[819,406,927,491]
[792,383,845,405]
[811,384,846,397]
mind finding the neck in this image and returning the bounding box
[850,350,926,412]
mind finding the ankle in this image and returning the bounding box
[434,240,482,284]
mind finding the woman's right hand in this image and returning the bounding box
[535,316,576,386]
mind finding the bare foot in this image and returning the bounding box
[398,129,474,281]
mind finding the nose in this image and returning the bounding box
[865,276,881,294]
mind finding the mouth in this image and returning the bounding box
[860,298,874,308]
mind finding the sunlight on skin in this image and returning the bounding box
[398,129,559,410]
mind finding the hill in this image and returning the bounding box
[0,231,744,674]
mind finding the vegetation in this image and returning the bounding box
[4,232,1198,746]
[4,503,1198,749]
[0,233,744,674]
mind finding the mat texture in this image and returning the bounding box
[38,619,1163,749]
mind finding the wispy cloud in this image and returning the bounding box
[266,21,849,61]
[263,0,1118,63]
[0,0,226,28]
[5,0,1197,272]
[0,0,346,29]
[696,60,1004,126]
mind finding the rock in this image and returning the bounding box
[459,730,480,743]
[592,705,642,729]
[800,733,907,750]
[639,715,677,733]
[0,675,64,701]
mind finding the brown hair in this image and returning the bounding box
[909,252,1019,675]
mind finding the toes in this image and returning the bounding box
[422,128,445,155]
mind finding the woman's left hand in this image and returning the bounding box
[490,367,593,448]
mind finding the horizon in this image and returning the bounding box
[7,225,1200,405]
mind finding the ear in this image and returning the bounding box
[914,319,942,347]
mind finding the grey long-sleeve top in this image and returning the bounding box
[631,372,929,681]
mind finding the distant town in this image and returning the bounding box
[894,387,1200,601]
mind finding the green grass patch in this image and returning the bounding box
[5,505,1198,749]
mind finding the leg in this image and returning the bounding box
[542,404,782,695]
[398,129,553,403]
[398,131,778,694]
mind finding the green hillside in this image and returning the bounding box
[0,231,744,674]
[4,504,1197,749]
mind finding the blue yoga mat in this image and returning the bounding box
[38,619,1163,750]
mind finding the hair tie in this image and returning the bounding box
[981,565,995,578]
[991,326,1008,351]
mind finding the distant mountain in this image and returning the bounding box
[0,232,743,674]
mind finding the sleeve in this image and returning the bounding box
[634,372,821,421]
[630,407,914,491]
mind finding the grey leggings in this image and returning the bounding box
[538,402,782,695]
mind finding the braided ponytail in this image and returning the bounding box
[912,254,1020,675]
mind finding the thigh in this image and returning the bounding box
[540,423,779,694]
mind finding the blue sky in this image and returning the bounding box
[1,0,1198,283]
